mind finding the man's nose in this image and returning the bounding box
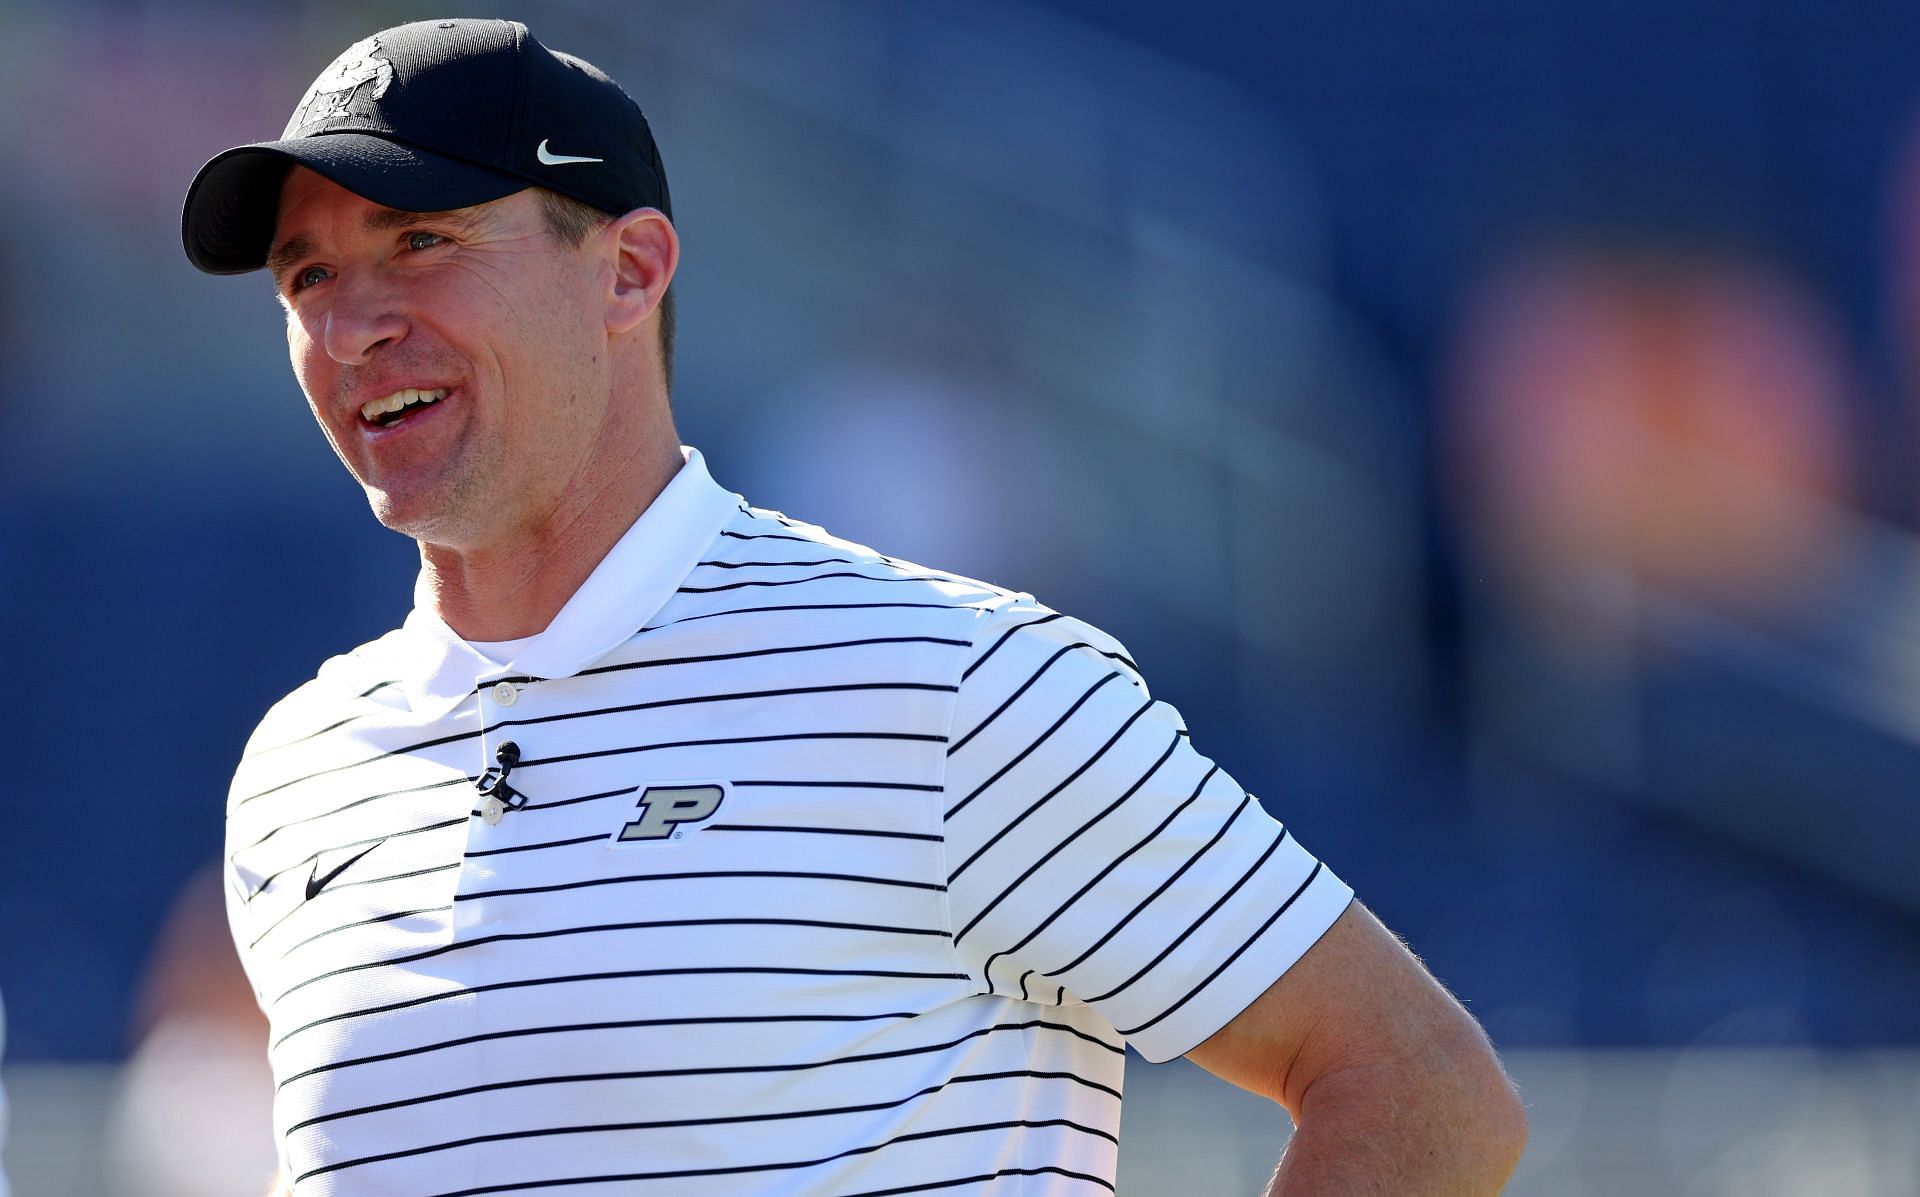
[322,271,408,365]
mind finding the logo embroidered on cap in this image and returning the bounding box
[285,35,395,134]
[536,139,605,166]
[614,784,725,842]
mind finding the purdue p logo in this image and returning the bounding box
[616,784,725,843]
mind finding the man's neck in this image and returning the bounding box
[417,443,684,642]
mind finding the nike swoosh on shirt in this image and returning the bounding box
[536,139,603,165]
[305,840,384,901]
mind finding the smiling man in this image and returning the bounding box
[183,19,1525,1197]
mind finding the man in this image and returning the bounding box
[183,19,1525,1196]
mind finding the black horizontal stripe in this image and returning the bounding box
[286,1017,1118,1132]
[243,710,372,757]
[706,824,941,842]
[693,555,856,569]
[644,600,973,632]
[244,897,313,952]
[965,622,1133,687]
[325,861,460,897]
[413,1119,1116,1197]
[278,1011,919,1090]
[521,730,948,775]
[745,506,806,530]
[956,726,1177,941]
[576,635,970,679]
[297,1069,1120,1181]
[462,831,606,858]
[718,529,821,544]
[1041,792,1254,981]
[948,641,1135,759]
[945,671,1128,820]
[236,776,469,862]
[234,733,483,810]
[734,778,941,792]
[1082,824,1289,1005]
[235,683,953,808]
[243,811,465,903]
[963,621,1139,687]
[842,1165,1116,1196]
[480,681,963,731]
[273,904,453,958]
[960,611,1067,680]
[1120,862,1332,1038]
[459,782,639,828]
[254,862,458,946]
[452,867,945,904]
[274,916,949,1004]
[249,832,442,943]
[677,569,969,595]
[273,965,971,1051]
[239,676,400,756]
[980,764,1219,989]
[257,865,461,969]
[950,697,1156,884]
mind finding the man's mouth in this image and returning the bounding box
[359,387,448,428]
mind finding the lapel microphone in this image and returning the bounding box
[477,740,529,825]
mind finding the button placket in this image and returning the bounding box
[476,680,529,828]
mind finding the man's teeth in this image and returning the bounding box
[360,388,448,423]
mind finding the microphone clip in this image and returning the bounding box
[477,740,529,825]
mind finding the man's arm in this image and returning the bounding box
[1184,900,1527,1195]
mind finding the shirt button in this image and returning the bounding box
[491,681,518,706]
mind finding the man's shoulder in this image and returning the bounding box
[235,626,412,762]
[690,504,1150,679]
[681,502,1036,626]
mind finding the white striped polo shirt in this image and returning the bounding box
[224,448,1353,1196]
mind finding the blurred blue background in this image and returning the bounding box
[3,1,1919,1192]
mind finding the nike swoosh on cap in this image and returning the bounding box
[536,139,603,165]
[305,840,384,901]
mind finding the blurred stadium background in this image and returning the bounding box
[3,1,1919,1193]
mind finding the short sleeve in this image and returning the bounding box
[941,599,1354,1062]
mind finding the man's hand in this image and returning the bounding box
[1185,901,1527,1195]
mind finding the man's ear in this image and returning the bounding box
[601,208,678,336]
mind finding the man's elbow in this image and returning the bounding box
[1475,1048,1530,1174]
[1423,1016,1530,1177]
[1303,1011,1529,1187]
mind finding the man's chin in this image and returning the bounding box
[365,488,464,545]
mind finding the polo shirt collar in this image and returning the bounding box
[396,446,739,719]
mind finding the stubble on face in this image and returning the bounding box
[275,172,614,558]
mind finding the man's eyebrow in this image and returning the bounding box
[265,234,315,282]
[360,205,491,236]
[266,205,490,280]
[363,205,489,234]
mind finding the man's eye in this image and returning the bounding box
[293,265,329,292]
[405,231,447,251]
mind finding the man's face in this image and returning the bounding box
[270,168,614,551]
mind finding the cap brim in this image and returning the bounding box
[181,132,532,275]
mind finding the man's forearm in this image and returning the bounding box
[1264,1053,1527,1196]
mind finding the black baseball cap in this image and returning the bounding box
[182,18,670,275]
